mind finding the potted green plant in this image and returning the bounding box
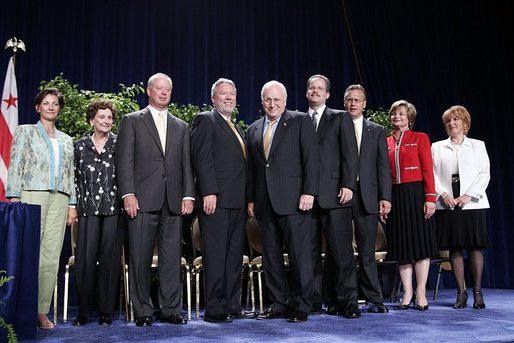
[0,270,17,343]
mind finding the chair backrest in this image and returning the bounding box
[352,221,387,253]
[246,217,263,259]
[375,222,386,252]
[191,216,202,257]
[70,222,78,256]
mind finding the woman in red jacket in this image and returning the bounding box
[386,100,438,311]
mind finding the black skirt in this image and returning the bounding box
[386,181,438,261]
[436,209,488,249]
[436,176,488,249]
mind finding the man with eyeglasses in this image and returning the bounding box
[305,75,361,318]
[247,80,320,322]
[343,84,391,314]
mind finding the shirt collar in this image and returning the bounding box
[309,104,326,117]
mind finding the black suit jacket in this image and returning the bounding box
[316,108,358,209]
[116,107,195,213]
[247,110,320,219]
[190,110,246,209]
[357,118,392,213]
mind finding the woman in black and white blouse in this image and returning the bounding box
[73,99,122,326]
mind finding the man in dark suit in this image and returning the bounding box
[116,73,194,326]
[247,80,320,322]
[344,84,391,313]
[305,75,361,318]
[190,78,249,323]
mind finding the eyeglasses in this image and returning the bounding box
[307,86,326,92]
[262,98,285,105]
[344,98,364,104]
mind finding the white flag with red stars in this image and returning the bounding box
[0,57,18,201]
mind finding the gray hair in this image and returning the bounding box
[211,78,236,97]
[344,84,367,101]
[261,80,288,100]
[147,73,172,89]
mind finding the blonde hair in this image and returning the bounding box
[389,100,417,128]
[442,105,471,135]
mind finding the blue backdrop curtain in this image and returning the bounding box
[1,0,513,288]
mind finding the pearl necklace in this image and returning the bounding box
[92,133,108,151]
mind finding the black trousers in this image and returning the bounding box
[320,206,358,310]
[75,214,122,316]
[258,196,314,314]
[199,207,246,316]
[352,184,384,303]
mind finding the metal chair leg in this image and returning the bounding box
[249,269,255,313]
[195,268,201,319]
[186,266,191,320]
[257,268,264,314]
[63,265,69,322]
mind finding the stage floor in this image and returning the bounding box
[30,288,514,343]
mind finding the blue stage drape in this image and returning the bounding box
[0,0,512,289]
[0,202,40,341]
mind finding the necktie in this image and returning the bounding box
[312,111,318,131]
[226,117,246,158]
[354,122,361,181]
[354,122,361,155]
[156,112,167,153]
[263,119,277,159]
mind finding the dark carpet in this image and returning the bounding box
[29,288,514,343]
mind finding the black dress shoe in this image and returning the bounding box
[343,304,361,318]
[99,313,112,326]
[325,305,339,315]
[367,303,389,313]
[311,301,323,315]
[135,316,152,327]
[72,316,88,326]
[229,310,256,319]
[288,310,308,322]
[256,307,286,320]
[203,313,232,323]
[161,314,188,325]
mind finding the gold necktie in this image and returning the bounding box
[156,112,167,153]
[226,118,246,158]
[263,120,277,159]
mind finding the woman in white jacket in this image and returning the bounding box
[431,105,490,310]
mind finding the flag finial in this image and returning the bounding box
[5,37,26,68]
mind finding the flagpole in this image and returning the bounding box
[5,37,26,68]
[1,38,23,201]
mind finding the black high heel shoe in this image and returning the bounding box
[414,291,429,311]
[394,296,414,310]
[473,291,486,309]
[415,304,429,311]
[453,290,468,309]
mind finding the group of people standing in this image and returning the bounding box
[5,72,490,330]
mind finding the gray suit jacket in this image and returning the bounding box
[115,107,194,214]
